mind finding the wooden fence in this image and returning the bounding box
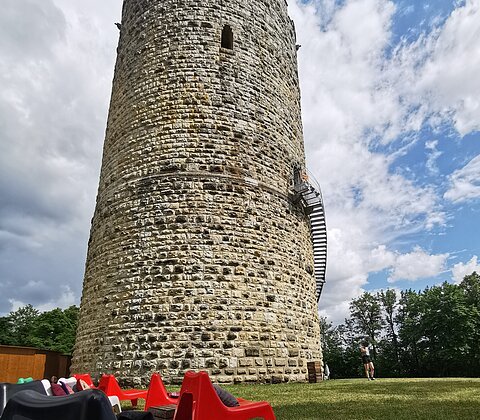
[0,345,71,383]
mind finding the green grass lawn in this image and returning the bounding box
[129,378,480,419]
[222,378,480,420]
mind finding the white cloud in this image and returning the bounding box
[444,154,480,203]
[7,286,76,314]
[8,300,27,313]
[451,255,480,284]
[425,139,442,174]
[401,5,415,16]
[0,0,121,313]
[289,0,455,321]
[388,246,449,282]
[318,299,352,324]
[419,0,480,135]
[36,287,77,313]
[369,245,396,272]
[391,0,480,136]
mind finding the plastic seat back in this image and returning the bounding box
[0,380,47,417]
[98,375,120,395]
[144,373,177,410]
[176,371,275,420]
[73,373,96,388]
[176,371,228,420]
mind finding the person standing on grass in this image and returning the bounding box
[360,341,375,380]
[323,363,330,380]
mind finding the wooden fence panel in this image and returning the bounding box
[0,345,71,383]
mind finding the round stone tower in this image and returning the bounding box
[72,0,322,385]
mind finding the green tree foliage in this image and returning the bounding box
[337,318,365,378]
[1,304,40,347]
[460,271,480,309]
[396,282,478,377]
[377,289,400,375]
[396,289,425,375]
[0,305,78,354]
[421,283,476,376]
[319,317,359,378]
[458,272,480,374]
[323,272,480,378]
[0,316,14,345]
[349,291,383,356]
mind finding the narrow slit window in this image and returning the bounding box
[221,25,233,50]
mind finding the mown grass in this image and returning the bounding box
[223,378,480,420]
[127,378,480,419]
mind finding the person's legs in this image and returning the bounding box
[363,363,370,379]
[368,362,375,379]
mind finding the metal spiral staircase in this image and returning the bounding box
[293,169,327,302]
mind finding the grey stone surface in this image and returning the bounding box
[71,0,322,385]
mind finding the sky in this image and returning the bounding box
[1,0,479,324]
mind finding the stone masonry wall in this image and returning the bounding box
[71,0,322,386]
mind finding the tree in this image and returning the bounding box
[349,292,383,356]
[0,305,79,354]
[0,316,14,345]
[421,282,477,376]
[379,290,399,348]
[7,304,40,347]
[396,289,424,376]
[460,271,480,309]
[58,305,79,353]
[319,316,337,359]
[396,282,478,377]
[30,306,79,354]
[459,272,480,376]
[319,317,349,379]
[378,289,400,375]
[338,318,365,378]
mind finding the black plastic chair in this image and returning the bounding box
[0,389,117,420]
[0,380,47,417]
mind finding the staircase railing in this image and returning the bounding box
[293,176,327,302]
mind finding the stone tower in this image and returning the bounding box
[72,0,323,385]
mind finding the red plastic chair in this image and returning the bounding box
[173,371,276,420]
[97,374,147,408]
[144,373,178,410]
[73,374,97,388]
